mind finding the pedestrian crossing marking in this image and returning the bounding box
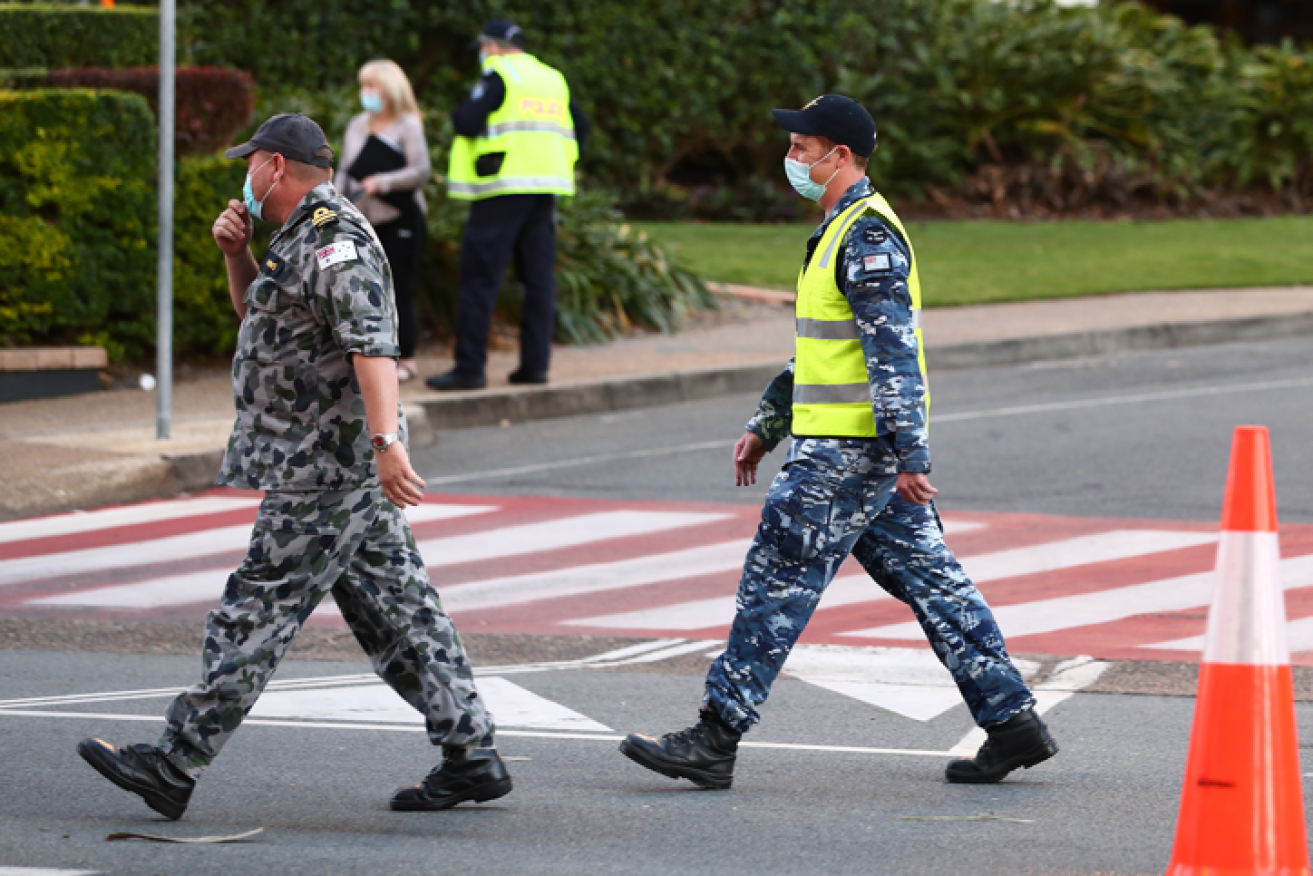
[0,502,496,586]
[7,491,1313,663]
[0,495,261,546]
[249,676,613,733]
[782,644,1041,722]
[414,510,729,568]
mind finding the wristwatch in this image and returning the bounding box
[371,433,400,454]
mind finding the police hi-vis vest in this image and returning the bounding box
[447,53,578,201]
[793,193,929,437]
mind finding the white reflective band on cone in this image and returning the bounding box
[1202,531,1290,666]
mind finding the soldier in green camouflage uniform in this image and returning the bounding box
[78,115,511,821]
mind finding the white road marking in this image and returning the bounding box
[29,510,720,610]
[0,496,261,546]
[415,510,728,567]
[0,709,956,757]
[4,503,496,589]
[933,375,1313,425]
[781,644,1040,722]
[249,676,613,733]
[1146,606,1313,653]
[0,869,100,876]
[562,573,891,631]
[438,541,752,614]
[948,657,1110,756]
[841,530,1223,640]
[949,554,1313,644]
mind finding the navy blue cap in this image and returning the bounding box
[224,113,334,168]
[470,18,525,49]
[772,95,877,158]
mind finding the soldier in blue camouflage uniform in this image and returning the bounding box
[77,115,510,820]
[622,96,1057,790]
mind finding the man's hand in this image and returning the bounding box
[377,443,427,508]
[897,472,938,506]
[212,199,254,257]
[734,431,768,487]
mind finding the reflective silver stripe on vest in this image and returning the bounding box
[818,198,877,269]
[796,317,860,340]
[449,176,575,196]
[793,382,871,405]
[485,120,577,140]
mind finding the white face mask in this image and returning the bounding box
[783,145,840,201]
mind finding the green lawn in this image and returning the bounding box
[636,217,1313,307]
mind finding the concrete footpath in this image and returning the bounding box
[2,285,1311,520]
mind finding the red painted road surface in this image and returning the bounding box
[4,489,1313,665]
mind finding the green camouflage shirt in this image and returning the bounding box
[217,182,406,492]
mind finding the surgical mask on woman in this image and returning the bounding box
[360,91,384,114]
[783,145,840,202]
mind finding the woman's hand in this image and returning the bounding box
[361,176,381,197]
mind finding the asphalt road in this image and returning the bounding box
[7,650,1313,876]
[414,335,1313,523]
[3,335,1313,875]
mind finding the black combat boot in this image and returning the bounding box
[945,709,1058,784]
[507,368,548,385]
[619,709,741,790]
[77,738,196,820]
[390,747,513,811]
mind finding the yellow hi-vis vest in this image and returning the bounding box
[792,193,929,437]
[447,53,578,201]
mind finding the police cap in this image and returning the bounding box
[224,113,334,168]
[470,18,525,49]
[772,94,877,158]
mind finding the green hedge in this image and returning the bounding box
[0,4,158,69]
[0,88,710,359]
[177,0,1313,209]
[0,89,155,356]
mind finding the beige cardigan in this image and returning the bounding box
[339,112,430,226]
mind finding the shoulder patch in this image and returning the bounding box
[311,207,339,229]
[862,226,888,246]
[315,240,358,270]
[862,253,891,273]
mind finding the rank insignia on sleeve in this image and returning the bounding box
[862,226,887,245]
[316,240,358,270]
[863,253,891,272]
[311,207,339,228]
[260,252,285,276]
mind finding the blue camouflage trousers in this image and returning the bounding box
[704,438,1034,733]
[159,486,494,778]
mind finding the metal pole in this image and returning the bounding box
[156,0,176,440]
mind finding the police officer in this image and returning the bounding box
[620,96,1057,789]
[427,18,589,391]
[76,114,510,819]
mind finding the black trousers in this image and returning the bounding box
[373,209,425,360]
[453,193,556,377]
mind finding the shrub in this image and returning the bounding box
[0,4,158,69]
[47,67,255,157]
[0,89,155,355]
[179,0,1313,215]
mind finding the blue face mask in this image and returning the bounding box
[783,145,839,202]
[478,49,490,69]
[360,91,384,114]
[243,155,278,221]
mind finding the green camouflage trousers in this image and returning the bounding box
[159,486,495,778]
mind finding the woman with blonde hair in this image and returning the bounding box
[340,59,430,381]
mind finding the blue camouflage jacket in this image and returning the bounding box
[746,177,931,474]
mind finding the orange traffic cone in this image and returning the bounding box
[1167,425,1310,876]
